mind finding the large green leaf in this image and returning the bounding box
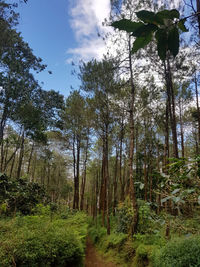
[178,18,189,32]
[156,9,180,21]
[155,29,168,60]
[132,33,152,53]
[131,23,158,37]
[136,10,156,23]
[111,19,144,33]
[168,26,179,57]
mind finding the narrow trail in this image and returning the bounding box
[84,238,118,267]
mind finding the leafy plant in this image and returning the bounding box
[153,236,200,267]
[0,173,47,215]
[112,9,188,60]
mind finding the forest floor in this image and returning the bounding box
[84,238,118,267]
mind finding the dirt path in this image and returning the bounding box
[84,238,118,267]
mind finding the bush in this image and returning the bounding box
[153,236,200,267]
[116,198,154,234]
[0,212,88,266]
[103,232,127,251]
[134,244,154,267]
[0,174,47,215]
[88,225,107,244]
[116,197,134,233]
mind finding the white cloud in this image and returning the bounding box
[67,0,111,62]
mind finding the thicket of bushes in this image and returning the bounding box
[0,173,47,215]
[0,208,88,267]
[88,198,200,267]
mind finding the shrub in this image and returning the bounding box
[116,198,154,234]
[88,225,107,244]
[134,244,154,267]
[103,232,127,251]
[0,212,88,266]
[153,236,200,267]
[0,174,47,215]
[116,197,134,233]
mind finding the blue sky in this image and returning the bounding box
[16,0,111,97]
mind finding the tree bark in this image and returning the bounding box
[113,147,118,216]
[16,130,25,179]
[178,98,185,158]
[80,135,89,210]
[128,35,138,235]
[164,58,179,158]
[194,72,200,150]
[27,142,34,175]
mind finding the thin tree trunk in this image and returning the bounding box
[164,59,179,158]
[194,72,200,149]
[196,0,200,34]
[74,136,80,210]
[119,113,125,201]
[72,135,77,209]
[27,142,34,175]
[80,135,89,210]
[128,35,138,235]
[16,130,25,179]
[178,98,185,158]
[113,147,118,216]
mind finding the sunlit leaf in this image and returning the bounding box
[171,188,181,195]
[139,183,144,190]
[172,196,181,203]
[161,196,172,203]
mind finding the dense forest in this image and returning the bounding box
[1,0,200,266]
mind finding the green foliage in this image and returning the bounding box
[0,173,47,215]
[103,232,128,251]
[88,225,107,244]
[0,212,88,266]
[112,8,188,60]
[116,198,153,234]
[137,200,152,233]
[134,244,154,267]
[159,157,200,215]
[153,236,200,267]
[116,197,134,233]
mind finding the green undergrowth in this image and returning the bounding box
[88,204,200,267]
[0,206,88,267]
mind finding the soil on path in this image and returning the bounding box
[84,238,118,267]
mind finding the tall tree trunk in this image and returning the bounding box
[74,136,80,210]
[164,58,179,158]
[119,113,125,201]
[128,36,138,235]
[194,72,200,150]
[10,154,16,178]
[102,134,107,226]
[2,139,9,172]
[178,98,185,158]
[105,124,110,235]
[80,135,89,210]
[196,0,200,34]
[72,135,77,209]
[144,121,148,201]
[16,130,25,179]
[113,147,118,216]
[27,142,34,175]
